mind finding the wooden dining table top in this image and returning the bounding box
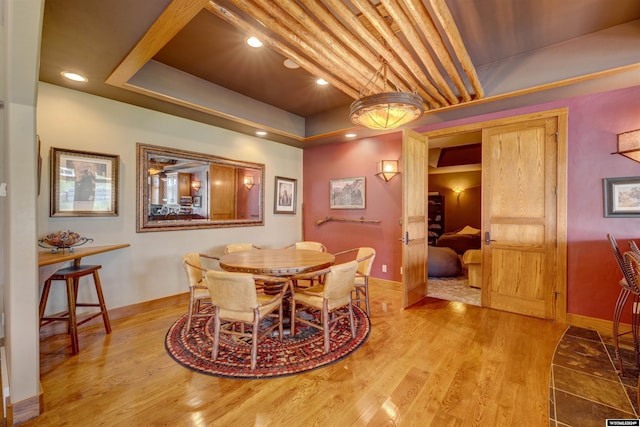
[219,248,335,276]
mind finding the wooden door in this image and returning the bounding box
[482,117,558,319]
[402,130,429,308]
[209,164,236,220]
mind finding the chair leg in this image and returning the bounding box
[632,294,640,368]
[323,302,330,353]
[363,278,370,316]
[348,302,355,338]
[212,311,221,361]
[186,288,195,333]
[613,287,631,373]
[251,312,259,370]
[290,299,296,336]
[277,301,283,340]
[65,277,80,354]
[92,271,111,334]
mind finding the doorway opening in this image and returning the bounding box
[426,131,482,306]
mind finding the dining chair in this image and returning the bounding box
[285,241,327,252]
[607,234,640,373]
[224,243,261,254]
[204,270,288,370]
[287,241,328,288]
[290,260,358,353]
[182,253,220,333]
[334,247,376,316]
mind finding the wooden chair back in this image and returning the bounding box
[182,253,204,289]
[290,241,327,252]
[323,261,358,304]
[355,247,376,277]
[224,243,261,254]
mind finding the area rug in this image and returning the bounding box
[427,275,480,306]
[165,305,370,379]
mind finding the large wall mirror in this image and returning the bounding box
[137,143,264,232]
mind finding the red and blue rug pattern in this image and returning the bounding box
[165,305,370,379]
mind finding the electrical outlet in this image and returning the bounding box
[382,264,387,273]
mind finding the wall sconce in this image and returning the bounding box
[614,129,640,163]
[191,180,201,193]
[376,160,399,182]
[243,176,254,189]
[453,187,464,201]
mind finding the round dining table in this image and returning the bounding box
[219,248,335,277]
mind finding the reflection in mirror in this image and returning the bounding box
[137,143,264,232]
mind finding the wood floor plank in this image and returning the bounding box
[24,280,567,426]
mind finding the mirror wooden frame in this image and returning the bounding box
[136,143,265,232]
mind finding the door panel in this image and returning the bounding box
[482,118,557,319]
[402,130,428,308]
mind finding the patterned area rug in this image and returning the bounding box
[427,275,481,306]
[165,305,370,379]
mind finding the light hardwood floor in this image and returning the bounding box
[25,279,567,426]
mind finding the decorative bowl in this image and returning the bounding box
[38,230,93,252]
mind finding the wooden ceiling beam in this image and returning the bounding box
[299,0,413,95]
[321,0,441,108]
[381,0,464,101]
[205,1,360,99]
[106,0,211,87]
[231,0,369,96]
[265,0,387,94]
[350,0,453,106]
[426,0,484,98]
[398,0,472,102]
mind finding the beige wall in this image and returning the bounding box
[36,82,304,313]
[3,0,44,417]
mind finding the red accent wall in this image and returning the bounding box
[303,84,640,322]
[303,134,402,281]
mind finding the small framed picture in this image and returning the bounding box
[192,195,202,208]
[330,176,365,209]
[603,176,640,217]
[274,176,296,214]
[50,147,119,217]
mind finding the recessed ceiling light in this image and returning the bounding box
[256,131,267,136]
[345,133,357,138]
[61,72,87,82]
[283,59,300,69]
[316,78,329,86]
[246,36,263,48]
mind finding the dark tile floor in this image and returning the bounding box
[550,326,639,426]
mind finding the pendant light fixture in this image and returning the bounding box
[350,59,424,130]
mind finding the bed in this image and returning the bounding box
[436,226,482,255]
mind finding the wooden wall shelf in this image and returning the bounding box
[315,216,381,226]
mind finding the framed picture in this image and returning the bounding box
[330,176,365,209]
[50,147,119,217]
[274,176,296,214]
[603,176,640,217]
[193,195,202,208]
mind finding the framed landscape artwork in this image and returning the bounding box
[603,176,640,217]
[274,176,296,214]
[50,147,119,217]
[330,176,365,209]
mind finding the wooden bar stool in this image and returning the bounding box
[39,264,111,354]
